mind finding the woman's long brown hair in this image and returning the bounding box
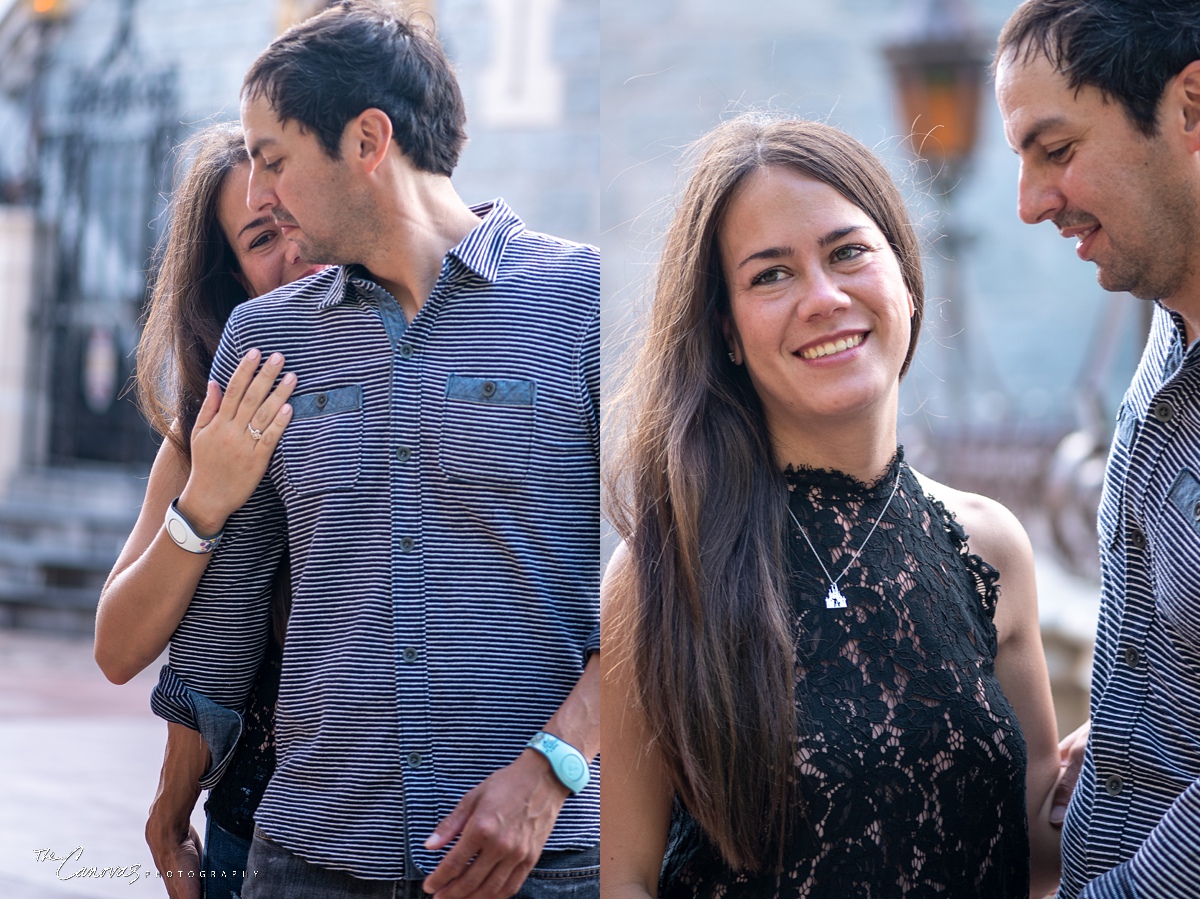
[604,115,925,871]
[135,125,292,638]
[136,123,252,461]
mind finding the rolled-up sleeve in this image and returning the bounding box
[147,307,287,782]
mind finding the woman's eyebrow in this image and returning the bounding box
[237,216,275,239]
[736,246,793,269]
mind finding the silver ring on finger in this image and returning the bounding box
[248,423,264,441]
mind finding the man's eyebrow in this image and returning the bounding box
[237,216,274,239]
[1016,115,1068,152]
[246,136,277,159]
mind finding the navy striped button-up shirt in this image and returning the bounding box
[1061,304,1200,898]
[151,200,600,880]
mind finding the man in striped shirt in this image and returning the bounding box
[996,2,1200,896]
[149,3,599,897]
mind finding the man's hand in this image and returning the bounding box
[422,749,570,899]
[146,723,210,899]
[146,817,202,899]
[1051,719,1091,827]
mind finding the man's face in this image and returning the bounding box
[996,49,1198,303]
[240,92,363,266]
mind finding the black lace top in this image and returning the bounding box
[660,450,1029,897]
[204,634,282,840]
[204,553,290,840]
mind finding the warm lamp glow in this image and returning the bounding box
[29,0,67,19]
[884,0,988,173]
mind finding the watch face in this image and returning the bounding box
[167,517,189,545]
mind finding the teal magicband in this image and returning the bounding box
[526,731,590,795]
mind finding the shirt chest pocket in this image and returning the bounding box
[440,375,536,487]
[1160,468,1200,642]
[280,385,363,496]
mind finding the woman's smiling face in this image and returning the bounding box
[718,165,914,437]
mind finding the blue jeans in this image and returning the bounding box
[203,817,253,899]
[242,827,598,899]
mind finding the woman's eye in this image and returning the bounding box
[831,244,866,263]
[249,231,276,250]
[750,267,785,286]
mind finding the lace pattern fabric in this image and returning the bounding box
[204,634,282,840]
[661,450,1029,898]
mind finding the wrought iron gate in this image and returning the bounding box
[37,0,180,466]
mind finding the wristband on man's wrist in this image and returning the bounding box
[526,731,590,795]
[164,497,223,555]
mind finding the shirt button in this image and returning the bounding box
[1105,774,1124,797]
[1193,500,1200,522]
[407,752,423,768]
[399,536,415,553]
[1124,646,1140,668]
[1130,528,1146,549]
[315,392,328,409]
[1151,401,1175,422]
[395,446,412,463]
[399,343,415,359]
[481,380,496,398]
[402,646,419,663]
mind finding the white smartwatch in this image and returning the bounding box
[163,498,223,554]
[526,731,590,795]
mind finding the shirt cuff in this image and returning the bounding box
[584,624,599,662]
[150,664,243,790]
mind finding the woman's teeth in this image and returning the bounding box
[801,333,864,360]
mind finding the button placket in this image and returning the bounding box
[1151,400,1175,423]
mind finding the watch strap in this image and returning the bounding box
[526,731,590,795]
[164,498,223,554]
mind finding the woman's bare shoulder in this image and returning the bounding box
[910,469,1032,578]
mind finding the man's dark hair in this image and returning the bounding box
[996,0,1200,136]
[242,0,467,175]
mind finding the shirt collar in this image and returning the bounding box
[449,198,524,283]
[315,198,524,311]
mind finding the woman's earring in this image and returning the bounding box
[728,351,737,363]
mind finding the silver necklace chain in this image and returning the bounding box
[787,462,904,609]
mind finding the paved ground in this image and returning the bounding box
[0,631,206,898]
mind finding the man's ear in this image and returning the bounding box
[345,108,394,174]
[1171,59,1200,150]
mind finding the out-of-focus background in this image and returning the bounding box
[0,0,1143,893]
[0,0,596,894]
[602,0,1133,755]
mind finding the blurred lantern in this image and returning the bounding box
[883,0,990,424]
[27,0,69,21]
[884,0,989,180]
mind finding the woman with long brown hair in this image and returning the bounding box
[94,122,322,898]
[602,115,1063,897]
